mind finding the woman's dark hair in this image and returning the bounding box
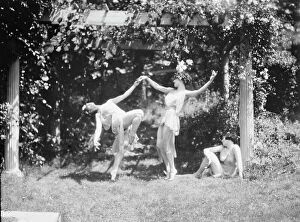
[224,136,237,144]
[172,71,192,85]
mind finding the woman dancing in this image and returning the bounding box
[82,77,144,181]
[140,69,217,180]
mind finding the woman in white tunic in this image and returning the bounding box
[194,136,243,179]
[141,70,217,180]
[82,77,144,181]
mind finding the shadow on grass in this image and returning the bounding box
[60,171,112,184]
[36,169,57,181]
[122,154,165,181]
[58,150,201,183]
[59,153,115,183]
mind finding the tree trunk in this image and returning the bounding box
[4,56,23,176]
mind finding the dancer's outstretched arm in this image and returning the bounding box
[93,113,102,147]
[110,78,142,104]
[142,76,173,94]
[185,70,218,97]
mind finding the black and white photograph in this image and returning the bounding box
[1,0,300,221]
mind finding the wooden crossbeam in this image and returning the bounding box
[41,9,212,28]
[85,10,106,25]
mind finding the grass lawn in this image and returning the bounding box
[1,152,300,222]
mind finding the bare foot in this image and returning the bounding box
[110,170,117,181]
[193,173,202,179]
[167,169,177,181]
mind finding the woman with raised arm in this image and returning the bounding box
[194,136,243,179]
[82,77,144,181]
[141,68,217,180]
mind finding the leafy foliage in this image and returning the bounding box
[244,112,300,179]
[181,93,239,151]
[0,0,299,173]
[0,0,52,167]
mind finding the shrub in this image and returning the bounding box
[19,108,46,167]
[244,112,300,179]
[181,93,240,152]
[0,102,47,169]
[0,103,9,170]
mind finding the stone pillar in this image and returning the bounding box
[4,57,23,177]
[239,43,254,167]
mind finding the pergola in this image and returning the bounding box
[4,6,254,176]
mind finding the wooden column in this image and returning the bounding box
[4,57,23,176]
[293,2,300,173]
[239,43,254,167]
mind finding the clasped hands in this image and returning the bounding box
[134,76,148,86]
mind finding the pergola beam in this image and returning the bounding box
[42,8,213,27]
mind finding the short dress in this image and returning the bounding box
[101,100,138,154]
[157,92,185,158]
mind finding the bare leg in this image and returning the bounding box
[162,126,177,180]
[204,151,223,177]
[160,151,170,176]
[194,157,210,178]
[109,110,144,181]
[157,125,170,175]
[122,109,144,144]
[110,136,124,181]
[156,125,164,163]
[194,153,223,179]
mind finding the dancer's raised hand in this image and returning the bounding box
[134,78,142,86]
[139,75,148,81]
[210,70,218,81]
[134,76,146,86]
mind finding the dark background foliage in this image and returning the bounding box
[1,0,299,178]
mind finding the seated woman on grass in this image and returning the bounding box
[194,136,243,179]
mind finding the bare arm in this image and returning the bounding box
[144,76,173,94]
[233,145,243,178]
[203,145,223,155]
[185,70,217,97]
[110,79,141,104]
[94,113,102,146]
[203,145,223,166]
